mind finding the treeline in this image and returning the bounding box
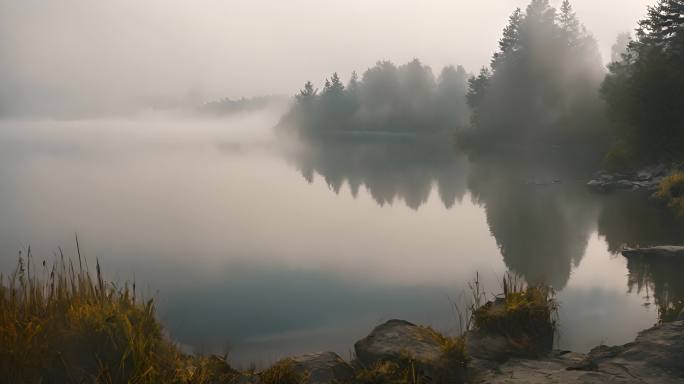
[601,0,684,167]
[465,0,607,147]
[279,60,469,135]
[281,0,683,168]
[198,95,287,116]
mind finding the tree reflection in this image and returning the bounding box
[625,254,684,322]
[282,134,469,210]
[281,131,684,294]
[597,193,684,321]
[466,153,599,289]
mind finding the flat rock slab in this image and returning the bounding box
[622,246,684,258]
[477,321,684,384]
[290,352,354,384]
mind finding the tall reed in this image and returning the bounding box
[0,243,182,383]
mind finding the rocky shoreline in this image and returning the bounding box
[208,247,684,383]
[224,318,684,384]
[586,163,675,192]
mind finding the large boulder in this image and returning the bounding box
[354,320,444,366]
[477,321,684,383]
[354,319,463,381]
[290,352,354,384]
[622,246,684,259]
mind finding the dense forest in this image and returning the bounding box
[280,0,684,169]
[465,0,607,147]
[278,60,469,135]
[602,0,684,167]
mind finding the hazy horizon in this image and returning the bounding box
[0,0,654,117]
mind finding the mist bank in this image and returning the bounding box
[280,0,683,169]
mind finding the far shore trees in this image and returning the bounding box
[279,59,470,136]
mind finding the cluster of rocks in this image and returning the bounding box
[213,247,684,383]
[220,313,684,383]
[478,321,684,383]
[586,164,672,192]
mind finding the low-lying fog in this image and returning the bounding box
[0,112,675,364]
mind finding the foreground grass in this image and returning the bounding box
[0,249,192,383]
[0,247,556,383]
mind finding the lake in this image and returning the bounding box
[1,112,683,367]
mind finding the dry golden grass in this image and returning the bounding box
[259,358,306,384]
[0,246,189,383]
[471,274,557,356]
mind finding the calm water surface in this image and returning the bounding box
[1,113,683,366]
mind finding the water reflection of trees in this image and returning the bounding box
[625,255,684,322]
[284,135,469,210]
[283,133,684,298]
[596,193,684,321]
[597,192,684,253]
[466,154,600,289]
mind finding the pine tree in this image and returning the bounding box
[636,0,684,54]
[558,0,581,44]
[525,0,555,25]
[601,0,684,161]
[347,71,359,92]
[491,8,522,69]
[467,67,491,109]
[296,81,317,102]
[610,33,632,63]
[329,72,345,93]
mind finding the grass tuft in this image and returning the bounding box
[0,248,199,383]
[259,358,307,384]
[471,274,557,356]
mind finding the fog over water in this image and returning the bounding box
[2,0,682,368]
[0,0,654,117]
[2,112,682,364]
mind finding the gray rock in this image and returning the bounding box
[477,321,684,384]
[587,164,672,193]
[465,330,517,362]
[354,319,448,380]
[290,352,354,384]
[622,246,684,259]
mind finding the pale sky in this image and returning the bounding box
[0,0,655,116]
